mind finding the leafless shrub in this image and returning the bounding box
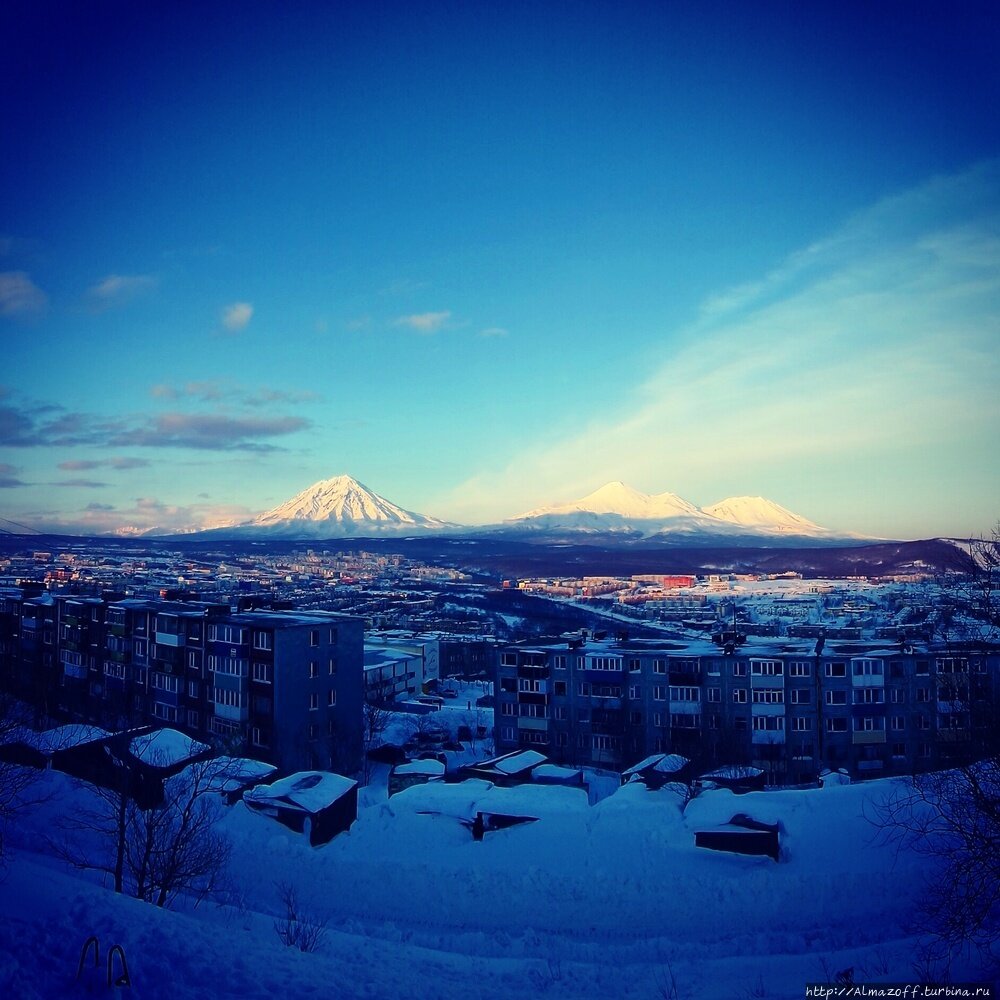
[273,881,328,953]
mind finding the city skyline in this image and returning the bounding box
[2,2,999,539]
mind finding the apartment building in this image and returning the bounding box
[0,588,364,774]
[494,634,999,782]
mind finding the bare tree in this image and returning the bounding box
[54,753,231,908]
[0,695,55,863]
[870,524,1000,978]
[361,696,394,785]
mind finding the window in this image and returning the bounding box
[853,659,884,677]
[732,688,747,704]
[587,656,622,671]
[519,678,542,693]
[890,688,906,703]
[519,703,546,718]
[825,662,847,678]
[826,718,848,733]
[855,717,884,732]
[309,661,319,679]
[327,689,336,707]
[732,663,747,677]
[853,688,885,704]
[707,687,721,703]
[936,657,967,674]
[825,690,847,706]
[671,713,699,729]
[753,715,784,732]
[652,712,663,727]
[918,742,932,759]
[187,651,198,669]
[591,735,621,751]
[187,680,198,698]
[891,716,905,731]
[751,660,782,676]
[500,677,517,693]
[653,686,666,701]
[252,662,272,684]
[308,724,318,741]
[309,630,319,647]
[788,661,811,677]
[892,742,906,758]
[501,702,516,716]
[752,688,784,704]
[915,661,929,675]
[309,692,319,711]
[213,688,245,708]
[554,681,567,696]
[734,717,748,731]
[252,631,272,651]
[214,657,247,677]
[708,714,720,730]
[553,655,567,670]
[653,660,666,674]
[669,686,699,702]
[789,688,810,705]
[187,709,199,729]
[629,710,643,725]
[791,717,811,732]
[251,727,269,747]
[328,627,338,644]
[555,732,568,748]
[578,682,591,697]
[628,685,639,700]
[153,703,178,723]
[707,660,721,676]
[916,715,930,730]
[916,688,931,703]
[151,673,179,693]
[328,658,336,675]
[628,659,641,672]
[553,706,567,721]
[501,653,517,667]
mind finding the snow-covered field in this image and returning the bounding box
[0,764,970,1000]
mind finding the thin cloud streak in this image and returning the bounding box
[0,271,47,316]
[439,163,1000,536]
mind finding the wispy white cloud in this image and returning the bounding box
[439,162,1000,535]
[393,310,451,333]
[0,271,47,316]
[221,301,253,332]
[480,326,508,338]
[86,273,157,309]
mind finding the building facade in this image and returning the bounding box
[0,588,364,774]
[494,635,999,782]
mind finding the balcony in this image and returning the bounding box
[517,716,549,732]
[155,631,186,648]
[214,702,248,722]
[852,730,886,745]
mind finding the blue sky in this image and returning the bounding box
[2,1,998,539]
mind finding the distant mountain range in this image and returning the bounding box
[140,474,864,544]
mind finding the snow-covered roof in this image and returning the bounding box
[531,764,582,780]
[622,753,689,777]
[700,765,763,780]
[491,750,546,775]
[171,756,278,794]
[245,771,357,813]
[7,724,109,754]
[129,728,210,768]
[394,759,446,777]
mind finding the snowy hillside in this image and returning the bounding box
[0,765,979,999]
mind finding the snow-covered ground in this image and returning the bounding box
[1,755,980,1000]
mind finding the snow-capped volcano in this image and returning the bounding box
[702,496,827,535]
[504,482,837,540]
[224,475,452,537]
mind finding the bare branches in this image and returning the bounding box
[273,881,328,952]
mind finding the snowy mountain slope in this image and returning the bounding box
[184,475,454,538]
[701,496,829,536]
[503,481,837,540]
[0,765,966,1000]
